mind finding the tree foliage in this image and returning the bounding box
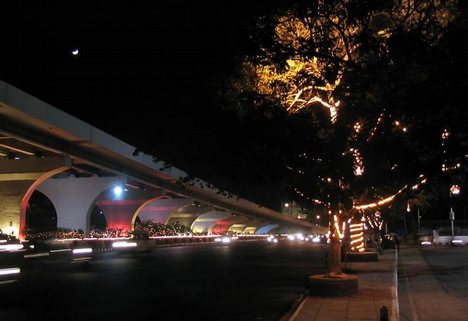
[225,0,466,219]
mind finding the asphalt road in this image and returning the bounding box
[398,246,468,321]
[0,241,326,321]
[420,247,468,298]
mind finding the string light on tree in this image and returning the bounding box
[239,0,458,278]
[349,220,365,252]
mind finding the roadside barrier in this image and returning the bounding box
[33,235,269,253]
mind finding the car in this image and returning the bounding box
[381,235,395,249]
[267,234,289,243]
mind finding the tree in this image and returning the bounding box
[226,0,465,277]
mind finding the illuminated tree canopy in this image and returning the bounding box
[229,0,465,208]
[222,0,467,275]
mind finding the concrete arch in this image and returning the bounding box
[19,166,68,239]
[0,156,70,239]
[166,203,213,227]
[38,176,120,235]
[26,190,57,231]
[211,215,256,235]
[240,219,268,235]
[131,195,171,228]
[191,210,231,234]
[93,187,162,232]
[255,224,279,235]
[135,198,192,225]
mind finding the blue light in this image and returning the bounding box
[113,186,123,196]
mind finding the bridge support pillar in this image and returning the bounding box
[37,176,121,235]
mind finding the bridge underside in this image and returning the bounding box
[0,81,322,239]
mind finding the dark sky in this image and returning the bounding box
[1,1,264,130]
[1,1,288,208]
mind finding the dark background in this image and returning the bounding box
[0,1,289,208]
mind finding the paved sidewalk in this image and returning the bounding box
[284,250,398,321]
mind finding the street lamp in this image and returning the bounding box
[284,202,292,216]
[449,185,461,239]
[417,207,421,235]
[407,201,421,235]
[402,201,410,234]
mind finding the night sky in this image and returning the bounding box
[1,1,263,131]
[1,1,287,207]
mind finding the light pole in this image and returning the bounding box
[417,207,421,235]
[408,202,421,234]
[450,207,455,238]
[404,201,410,234]
[450,185,461,239]
[284,202,292,217]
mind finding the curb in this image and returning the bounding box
[278,292,308,321]
[392,249,399,321]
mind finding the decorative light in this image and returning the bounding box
[367,112,385,141]
[442,129,450,140]
[354,122,362,133]
[450,185,460,195]
[352,148,364,176]
[331,214,343,239]
[350,221,364,252]
[354,184,409,210]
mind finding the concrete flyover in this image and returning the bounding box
[0,80,321,239]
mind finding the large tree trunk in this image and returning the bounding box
[326,221,344,277]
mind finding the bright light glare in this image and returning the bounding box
[296,233,304,241]
[113,186,123,196]
[450,185,461,195]
[0,244,24,251]
[0,268,21,276]
[312,237,321,243]
[421,241,432,246]
[452,240,463,245]
[112,241,137,248]
[214,237,222,242]
[73,248,93,254]
[222,237,231,243]
[287,235,295,241]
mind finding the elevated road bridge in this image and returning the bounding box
[0,80,320,239]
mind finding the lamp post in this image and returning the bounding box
[450,185,461,239]
[417,207,421,235]
[404,201,410,234]
[284,202,292,217]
